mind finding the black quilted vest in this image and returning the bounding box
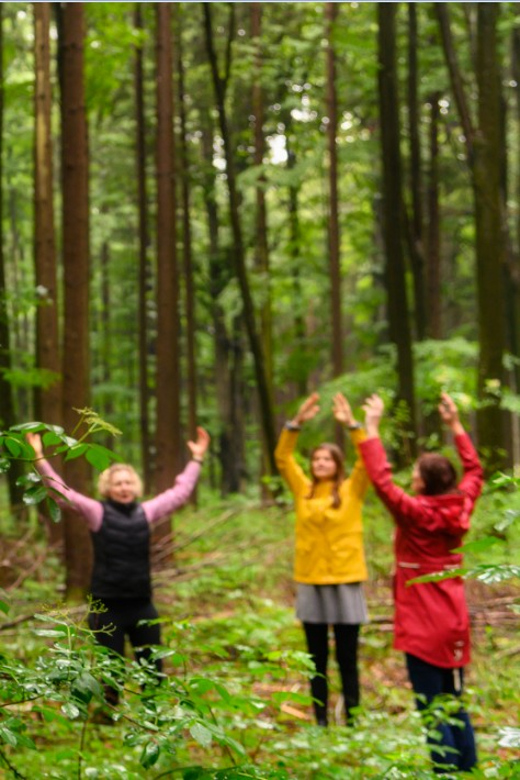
[90,500,151,599]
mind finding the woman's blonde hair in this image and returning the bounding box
[97,463,143,499]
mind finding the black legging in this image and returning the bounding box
[303,622,360,725]
[88,598,163,705]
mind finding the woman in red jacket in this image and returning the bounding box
[359,392,483,773]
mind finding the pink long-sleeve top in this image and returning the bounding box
[35,458,201,532]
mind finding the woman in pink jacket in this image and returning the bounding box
[27,428,210,712]
[359,393,483,773]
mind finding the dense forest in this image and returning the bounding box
[2,0,520,586]
[0,4,519,779]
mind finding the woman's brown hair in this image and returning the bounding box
[307,443,345,508]
[416,453,457,496]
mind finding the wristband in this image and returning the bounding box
[348,423,362,430]
[284,421,301,431]
[192,456,204,464]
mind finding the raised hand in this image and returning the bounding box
[438,392,464,434]
[26,431,43,459]
[293,393,320,426]
[187,427,211,461]
[362,394,385,436]
[332,393,355,426]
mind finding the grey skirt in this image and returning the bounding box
[296,582,369,625]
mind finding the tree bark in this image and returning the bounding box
[177,16,197,447]
[203,4,277,477]
[426,93,442,340]
[134,4,152,494]
[377,3,417,455]
[154,3,181,509]
[251,3,275,489]
[0,5,26,515]
[474,4,507,471]
[437,3,507,471]
[34,2,61,428]
[406,3,426,341]
[58,2,92,599]
[325,3,343,383]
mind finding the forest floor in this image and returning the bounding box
[0,494,519,778]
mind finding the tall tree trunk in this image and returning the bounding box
[203,4,277,477]
[58,2,92,599]
[437,4,507,472]
[34,2,61,427]
[377,3,417,455]
[406,3,426,341]
[134,4,152,494]
[426,92,442,340]
[508,25,520,398]
[474,4,507,471]
[251,3,275,489]
[325,2,344,447]
[0,5,26,515]
[34,1,62,545]
[200,112,244,494]
[177,18,197,446]
[154,3,181,511]
[287,140,308,399]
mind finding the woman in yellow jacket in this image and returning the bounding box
[275,392,369,727]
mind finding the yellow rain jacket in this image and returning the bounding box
[275,427,369,584]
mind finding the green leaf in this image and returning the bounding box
[64,443,89,461]
[42,431,66,447]
[85,443,115,471]
[22,485,49,506]
[46,498,61,524]
[140,740,160,769]
[3,436,23,457]
[0,599,9,615]
[72,672,102,703]
[451,536,503,554]
[61,702,81,720]
[189,722,213,749]
[0,726,19,748]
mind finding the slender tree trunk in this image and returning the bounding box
[0,5,26,515]
[177,20,197,446]
[34,3,62,545]
[34,2,61,427]
[203,4,277,477]
[508,26,520,396]
[377,3,417,455]
[154,3,181,511]
[134,4,152,494]
[474,4,507,471]
[426,93,442,339]
[406,3,426,341]
[200,112,243,494]
[287,141,308,399]
[251,3,275,490]
[325,2,344,447]
[58,2,92,599]
[437,3,507,471]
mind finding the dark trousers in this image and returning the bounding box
[406,653,477,773]
[88,598,163,705]
[303,622,360,725]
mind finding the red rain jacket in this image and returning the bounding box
[360,434,483,668]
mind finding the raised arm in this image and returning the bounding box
[274,393,319,495]
[439,393,483,501]
[26,432,103,531]
[143,427,210,522]
[333,393,369,498]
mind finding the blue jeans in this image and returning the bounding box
[406,653,477,773]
